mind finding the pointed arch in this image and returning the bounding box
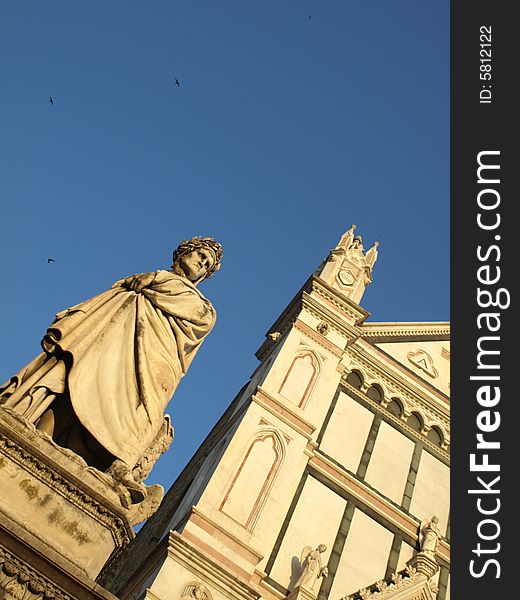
[219,427,287,531]
[278,348,321,408]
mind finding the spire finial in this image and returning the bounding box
[339,224,356,248]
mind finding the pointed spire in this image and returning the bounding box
[316,225,380,305]
[365,241,379,269]
[338,224,356,249]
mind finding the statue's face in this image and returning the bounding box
[176,248,215,282]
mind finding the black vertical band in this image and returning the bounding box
[452,1,514,597]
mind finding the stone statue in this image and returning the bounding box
[343,234,366,269]
[420,515,441,555]
[0,236,222,489]
[349,235,364,253]
[295,544,329,591]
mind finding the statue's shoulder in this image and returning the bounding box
[155,270,213,302]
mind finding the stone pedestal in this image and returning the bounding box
[406,552,439,580]
[286,585,317,600]
[0,407,134,598]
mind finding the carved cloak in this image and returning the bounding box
[0,270,216,467]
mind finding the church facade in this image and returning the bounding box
[99,227,450,600]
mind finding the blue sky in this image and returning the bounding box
[0,2,448,498]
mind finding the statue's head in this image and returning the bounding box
[351,235,363,249]
[318,544,327,553]
[172,236,223,283]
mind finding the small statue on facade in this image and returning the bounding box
[295,544,329,591]
[345,234,366,268]
[419,515,441,556]
[0,236,222,521]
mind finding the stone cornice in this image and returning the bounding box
[346,342,450,430]
[300,292,362,342]
[293,319,344,358]
[189,507,264,563]
[252,387,316,439]
[307,276,370,325]
[167,532,260,600]
[360,322,450,343]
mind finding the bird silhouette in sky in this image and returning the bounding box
[47,258,55,263]
[174,78,180,87]
[48,96,54,105]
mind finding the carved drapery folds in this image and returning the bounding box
[220,428,286,530]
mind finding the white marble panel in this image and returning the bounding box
[320,391,374,472]
[365,421,415,504]
[396,541,415,572]
[409,450,450,535]
[269,476,346,590]
[329,510,393,598]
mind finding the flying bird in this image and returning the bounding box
[48,96,54,105]
[174,78,180,87]
[47,258,55,263]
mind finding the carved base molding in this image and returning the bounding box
[406,553,439,580]
[286,584,317,600]
[348,558,439,600]
[0,526,118,600]
[0,408,134,587]
[103,531,261,600]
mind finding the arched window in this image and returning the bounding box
[220,429,285,530]
[386,398,403,418]
[367,384,384,404]
[427,426,443,447]
[279,351,319,408]
[345,370,363,390]
[407,412,423,433]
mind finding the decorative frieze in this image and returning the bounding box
[0,545,68,600]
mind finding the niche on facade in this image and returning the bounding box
[426,425,444,447]
[219,428,286,531]
[366,383,384,404]
[386,398,404,418]
[407,412,424,433]
[345,369,364,390]
[278,349,320,408]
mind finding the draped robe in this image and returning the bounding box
[0,270,216,468]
